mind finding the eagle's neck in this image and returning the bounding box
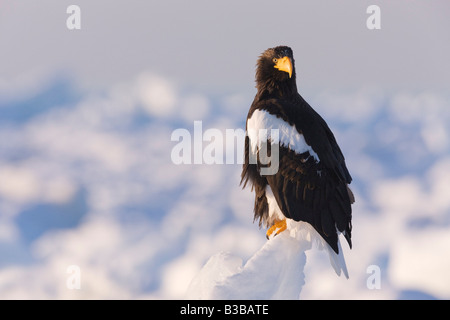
[256,78,298,100]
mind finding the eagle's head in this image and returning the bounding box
[256,46,295,82]
[255,46,297,94]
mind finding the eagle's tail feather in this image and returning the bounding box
[326,237,349,279]
[285,219,349,278]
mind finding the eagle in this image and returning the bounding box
[241,46,354,277]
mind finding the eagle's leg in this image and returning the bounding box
[266,219,287,239]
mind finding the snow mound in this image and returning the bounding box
[186,232,307,299]
[186,221,349,300]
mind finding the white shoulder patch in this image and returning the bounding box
[247,109,320,162]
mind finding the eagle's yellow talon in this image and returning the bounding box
[266,219,287,239]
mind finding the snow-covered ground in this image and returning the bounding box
[187,233,307,300]
[0,71,449,299]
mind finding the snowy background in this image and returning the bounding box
[1,0,450,299]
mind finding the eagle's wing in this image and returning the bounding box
[245,107,353,253]
[264,146,352,253]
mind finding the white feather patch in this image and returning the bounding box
[247,109,320,162]
[265,185,286,223]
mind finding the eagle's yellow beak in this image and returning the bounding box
[274,56,293,78]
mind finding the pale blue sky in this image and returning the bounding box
[1,0,449,93]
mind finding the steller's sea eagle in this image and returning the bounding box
[241,46,355,278]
